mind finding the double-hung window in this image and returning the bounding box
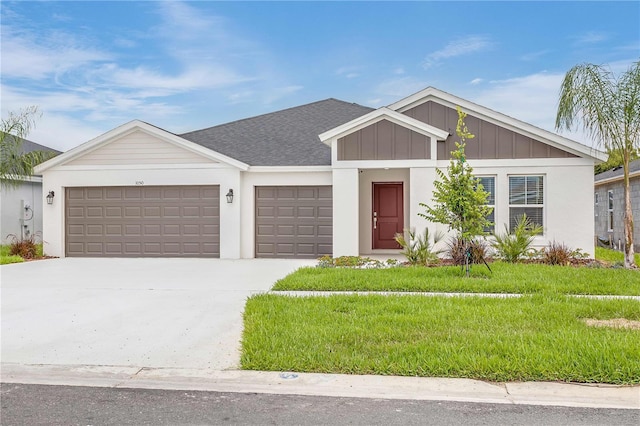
[509,175,544,232]
[477,176,495,233]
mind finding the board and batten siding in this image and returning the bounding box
[65,130,217,166]
[337,119,431,161]
[403,101,578,160]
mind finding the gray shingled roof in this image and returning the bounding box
[180,99,374,166]
[595,158,640,182]
[1,132,61,155]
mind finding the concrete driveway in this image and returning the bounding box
[1,258,314,370]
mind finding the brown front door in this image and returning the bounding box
[372,183,403,249]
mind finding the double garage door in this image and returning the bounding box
[66,186,220,257]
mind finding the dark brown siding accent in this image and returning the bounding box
[404,101,578,160]
[65,186,220,257]
[255,186,332,258]
[337,120,430,160]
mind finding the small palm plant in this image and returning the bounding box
[491,214,543,262]
[395,227,444,266]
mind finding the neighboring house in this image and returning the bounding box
[594,159,640,251]
[35,87,605,259]
[1,137,61,244]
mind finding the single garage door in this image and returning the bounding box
[66,186,220,257]
[255,186,332,258]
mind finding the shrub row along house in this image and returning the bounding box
[35,87,605,259]
[595,158,640,252]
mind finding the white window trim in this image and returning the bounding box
[477,175,496,233]
[508,174,545,234]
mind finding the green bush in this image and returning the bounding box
[491,214,543,262]
[395,227,443,266]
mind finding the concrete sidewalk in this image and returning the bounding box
[2,363,638,410]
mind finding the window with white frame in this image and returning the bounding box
[607,190,614,231]
[477,176,495,233]
[509,175,544,232]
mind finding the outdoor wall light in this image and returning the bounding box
[46,191,55,205]
[226,189,234,204]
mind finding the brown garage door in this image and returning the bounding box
[66,186,219,257]
[255,186,332,258]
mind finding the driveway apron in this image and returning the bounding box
[1,258,313,370]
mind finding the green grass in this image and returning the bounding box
[0,245,23,265]
[596,247,640,265]
[272,262,640,295]
[242,294,640,384]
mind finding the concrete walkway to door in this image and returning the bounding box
[1,258,314,370]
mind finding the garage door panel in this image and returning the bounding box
[255,186,332,258]
[277,206,295,217]
[66,185,219,257]
[105,207,122,218]
[318,207,332,218]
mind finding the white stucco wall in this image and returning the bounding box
[1,180,44,244]
[239,169,332,258]
[467,157,596,257]
[332,168,360,256]
[40,165,242,258]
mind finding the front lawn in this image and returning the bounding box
[0,245,24,265]
[272,262,640,295]
[242,294,640,384]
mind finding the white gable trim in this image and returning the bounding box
[388,87,607,162]
[319,107,450,144]
[35,120,249,173]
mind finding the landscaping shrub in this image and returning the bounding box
[539,241,587,266]
[7,233,39,259]
[446,236,491,266]
[394,227,443,266]
[491,214,543,262]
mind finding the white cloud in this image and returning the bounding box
[0,27,110,80]
[336,66,361,79]
[470,78,483,85]
[423,35,493,69]
[28,113,107,152]
[520,50,550,62]
[375,76,429,99]
[467,72,591,146]
[574,31,609,44]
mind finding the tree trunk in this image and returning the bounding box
[623,154,636,268]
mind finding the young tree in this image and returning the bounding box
[419,107,492,269]
[556,61,640,268]
[1,106,55,187]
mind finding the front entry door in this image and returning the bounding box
[372,183,403,249]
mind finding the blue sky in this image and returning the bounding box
[2,1,639,151]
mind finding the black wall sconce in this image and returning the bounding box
[46,191,55,205]
[226,189,234,203]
